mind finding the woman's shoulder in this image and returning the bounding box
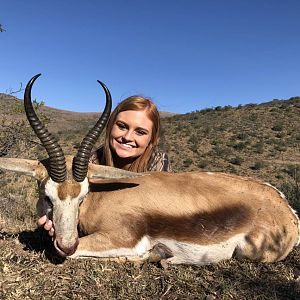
[148,150,172,172]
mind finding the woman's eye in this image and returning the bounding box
[116,122,126,130]
[136,130,147,136]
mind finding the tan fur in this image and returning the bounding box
[0,156,299,263]
[35,162,48,180]
[57,180,81,200]
[77,171,299,262]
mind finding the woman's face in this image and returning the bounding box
[110,110,153,160]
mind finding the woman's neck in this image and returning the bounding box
[112,153,135,170]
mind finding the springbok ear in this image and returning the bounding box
[88,163,145,180]
[0,158,48,180]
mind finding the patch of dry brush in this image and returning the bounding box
[1,96,300,299]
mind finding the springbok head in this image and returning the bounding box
[0,74,140,256]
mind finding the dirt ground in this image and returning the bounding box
[0,174,300,300]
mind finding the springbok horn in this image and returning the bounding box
[72,81,112,182]
[24,74,67,182]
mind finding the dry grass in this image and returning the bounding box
[1,214,300,299]
[1,95,300,299]
[1,230,300,299]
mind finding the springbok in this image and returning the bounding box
[0,74,299,265]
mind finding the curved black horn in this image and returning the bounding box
[72,81,112,182]
[24,74,67,182]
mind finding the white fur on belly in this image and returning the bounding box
[154,233,246,265]
[70,234,246,264]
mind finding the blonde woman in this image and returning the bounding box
[39,96,171,235]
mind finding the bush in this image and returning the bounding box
[251,161,266,170]
[275,132,285,138]
[0,99,47,158]
[188,134,198,145]
[229,157,243,165]
[212,146,230,158]
[201,108,213,114]
[197,160,209,169]
[211,139,221,146]
[272,123,284,131]
[233,142,247,151]
[202,127,211,135]
[274,141,287,152]
[294,133,300,141]
[245,103,257,108]
[253,142,264,154]
[183,158,193,168]
[235,132,247,140]
[280,182,300,213]
[283,165,300,182]
[248,113,258,121]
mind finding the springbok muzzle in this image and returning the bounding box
[54,237,80,257]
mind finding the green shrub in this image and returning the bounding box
[235,132,247,140]
[197,160,209,168]
[183,158,193,168]
[294,133,300,141]
[229,157,243,165]
[188,134,198,145]
[253,142,264,154]
[233,142,247,150]
[251,161,266,170]
[212,146,230,157]
[248,113,258,121]
[283,165,300,182]
[280,182,300,213]
[201,108,213,114]
[272,123,284,131]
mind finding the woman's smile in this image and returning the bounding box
[110,110,153,160]
[116,141,135,150]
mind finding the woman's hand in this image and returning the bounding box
[38,215,55,236]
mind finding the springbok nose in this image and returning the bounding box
[54,238,79,257]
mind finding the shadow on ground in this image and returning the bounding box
[19,228,65,264]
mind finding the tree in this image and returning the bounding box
[0,24,6,32]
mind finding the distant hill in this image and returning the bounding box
[0,93,177,133]
[1,93,300,299]
[160,96,300,188]
[1,92,299,189]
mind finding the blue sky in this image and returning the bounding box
[1,0,299,113]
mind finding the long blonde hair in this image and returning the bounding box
[102,96,160,172]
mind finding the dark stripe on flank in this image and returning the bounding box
[129,204,252,245]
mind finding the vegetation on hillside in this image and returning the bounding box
[0,94,300,299]
[161,98,300,212]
